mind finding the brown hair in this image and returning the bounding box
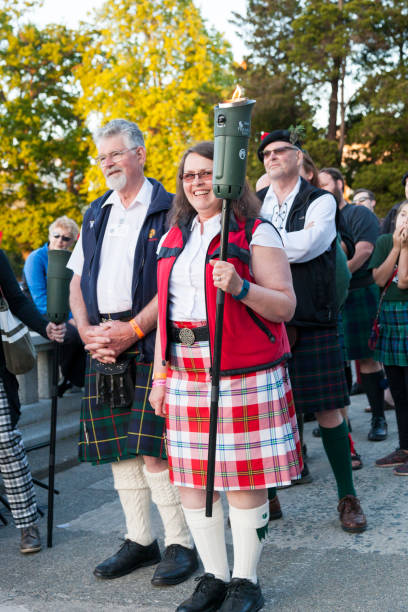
[319,167,345,190]
[302,151,319,187]
[170,141,261,227]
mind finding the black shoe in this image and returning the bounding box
[292,462,313,485]
[57,378,73,397]
[312,426,321,438]
[151,544,198,586]
[303,413,316,422]
[302,443,308,458]
[176,573,228,612]
[350,382,363,396]
[219,578,264,612]
[93,539,161,579]
[368,416,388,441]
[20,525,41,554]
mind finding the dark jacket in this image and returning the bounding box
[257,178,337,328]
[0,250,48,427]
[80,178,173,362]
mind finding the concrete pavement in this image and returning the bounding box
[1,392,407,612]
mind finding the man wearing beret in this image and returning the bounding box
[68,119,197,585]
[256,129,367,533]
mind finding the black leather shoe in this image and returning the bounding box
[219,578,264,612]
[292,462,313,485]
[20,525,41,554]
[368,416,388,441]
[176,573,228,611]
[151,544,198,586]
[93,539,161,579]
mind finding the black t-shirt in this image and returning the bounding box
[340,204,379,285]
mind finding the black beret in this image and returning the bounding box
[402,171,408,187]
[257,129,302,162]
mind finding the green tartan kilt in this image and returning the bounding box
[342,284,380,360]
[79,351,167,465]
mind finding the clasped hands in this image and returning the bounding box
[81,320,137,364]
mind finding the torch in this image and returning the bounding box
[206,87,255,517]
[46,249,73,547]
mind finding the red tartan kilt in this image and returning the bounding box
[165,329,302,491]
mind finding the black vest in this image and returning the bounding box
[257,178,337,328]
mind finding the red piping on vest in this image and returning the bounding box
[157,217,291,376]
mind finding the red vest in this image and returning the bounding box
[157,215,291,376]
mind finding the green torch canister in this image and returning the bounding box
[213,91,256,200]
[47,249,73,324]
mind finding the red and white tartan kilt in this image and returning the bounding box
[165,333,302,491]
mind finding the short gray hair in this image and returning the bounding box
[49,216,79,239]
[94,119,145,149]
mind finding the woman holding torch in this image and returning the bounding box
[149,141,301,612]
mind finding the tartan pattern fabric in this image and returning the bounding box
[79,350,166,464]
[342,284,380,360]
[374,301,408,366]
[0,379,37,527]
[165,337,302,491]
[288,327,349,414]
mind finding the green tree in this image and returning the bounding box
[0,1,91,254]
[77,0,233,197]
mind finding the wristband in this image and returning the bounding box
[232,278,250,301]
[152,379,166,387]
[153,371,167,380]
[129,318,145,339]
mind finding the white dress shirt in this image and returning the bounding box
[67,178,153,313]
[157,214,283,321]
[261,177,337,263]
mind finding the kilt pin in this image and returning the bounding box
[79,350,166,465]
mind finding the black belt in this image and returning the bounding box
[99,310,132,322]
[170,325,209,346]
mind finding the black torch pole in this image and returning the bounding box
[47,340,61,547]
[205,197,231,517]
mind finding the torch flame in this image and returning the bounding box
[231,85,243,101]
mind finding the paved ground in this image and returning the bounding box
[1,392,407,612]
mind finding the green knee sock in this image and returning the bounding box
[319,419,356,500]
[267,488,277,501]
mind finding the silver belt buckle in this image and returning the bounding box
[179,327,195,346]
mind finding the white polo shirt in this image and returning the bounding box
[68,178,153,313]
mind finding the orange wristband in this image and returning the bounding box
[129,318,145,339]
[153,371,167,380]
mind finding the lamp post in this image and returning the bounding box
[46,249,72,546]
[206,88,255,517]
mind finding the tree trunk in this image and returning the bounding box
[327,74,339,141]
[338,58,346,160]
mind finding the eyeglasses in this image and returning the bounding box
[95,147,138,165]
[351,197,370,205]
[52,233,72,242]
[260,146,298,161]
[181,170,213,183]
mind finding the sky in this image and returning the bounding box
[31,0,248,61]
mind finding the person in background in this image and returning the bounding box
[150,140,302,612]
[351,189,376,213]
[257,130,366,534]
[319,168,385,442]
[370,201,408,474]
[381,172,408,235]
[0,250,65,553]
[23,216,85,396]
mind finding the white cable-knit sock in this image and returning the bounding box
[182,498,230,582]
[229,501,269,584]
[111,457,154,546]
[143,466,192,549]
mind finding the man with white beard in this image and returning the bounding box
[68,119,198,586]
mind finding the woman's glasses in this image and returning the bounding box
[181,170,213,183]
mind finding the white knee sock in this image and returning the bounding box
[229,501,269,584]
[143,466,192,549]
[111,457,154,546]
[182,498,230,582]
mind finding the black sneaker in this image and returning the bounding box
[219,578,264,612]
[368,416,388,441]
[176,573,228,612]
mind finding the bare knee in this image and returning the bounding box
[226,489,267,509]
[315,409,343,428]
[143,455,169,473]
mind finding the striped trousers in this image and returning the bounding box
[0,379,37,528]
